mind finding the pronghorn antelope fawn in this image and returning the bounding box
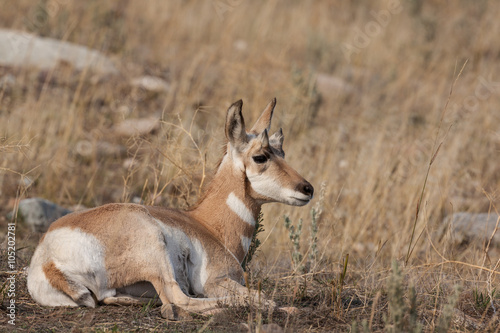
[27,98,314,319]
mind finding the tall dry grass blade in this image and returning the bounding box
[429,142,442,166]
[404,60,468,266]
[480,189,500,269]
[161,117,207,196]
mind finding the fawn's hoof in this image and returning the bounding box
[161,304,176,320]
[161,304,192,321]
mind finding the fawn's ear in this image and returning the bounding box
[270,128,284,149]
[257,129,270,149]
[225,99,248,148]
[269,128,285,157]
[250,98,276,134]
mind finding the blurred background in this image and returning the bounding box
[1,0,499,330]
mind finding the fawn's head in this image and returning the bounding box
[224,98,314,206]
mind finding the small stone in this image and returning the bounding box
[0,29,118,75]
[315,73,354,98]
[131,75,170,93]
[75,140,93,157]
[233,39,248,51]
[113,118,160,137]
[75,140,126,159]
[17,198,72,233]
[278,306,300,315]
[339,159,349,169]
[96,141,126,158]
[439,212,500,247]
[123,157,139,169]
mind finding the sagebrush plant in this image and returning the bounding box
[354,262,461,332]
[435,285,461,333]
[283,182,325,273]
[308,208,319,266]
[242,211,265,271]
[383,261,422,333]
[308,182,325,268]
[283,214,303,272]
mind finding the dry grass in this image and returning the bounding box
[1,0,500,331]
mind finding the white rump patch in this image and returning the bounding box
[27,227,113,306]
[226,192,255,226]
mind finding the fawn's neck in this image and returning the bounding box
[187,155,261,263]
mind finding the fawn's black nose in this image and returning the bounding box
[298,181,314,198]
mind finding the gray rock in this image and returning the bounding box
[439,212,500,247]
[17,198,72,233]
[0,29,118,75]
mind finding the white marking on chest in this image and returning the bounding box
[152,218,210,295]
[190,238,209,292]
[226,192,255,226]
[240,235,252,254]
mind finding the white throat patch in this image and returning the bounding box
[226,192,255,227]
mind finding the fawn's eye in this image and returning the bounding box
[252,155,268,164]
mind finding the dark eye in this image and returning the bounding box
[252,155,268,164]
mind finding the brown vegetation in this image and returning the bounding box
[1,0,500,331]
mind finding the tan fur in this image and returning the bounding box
[42,261,77,299]
[28,98,313,319]
[187,156,260,261]
[47,204,239,288]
